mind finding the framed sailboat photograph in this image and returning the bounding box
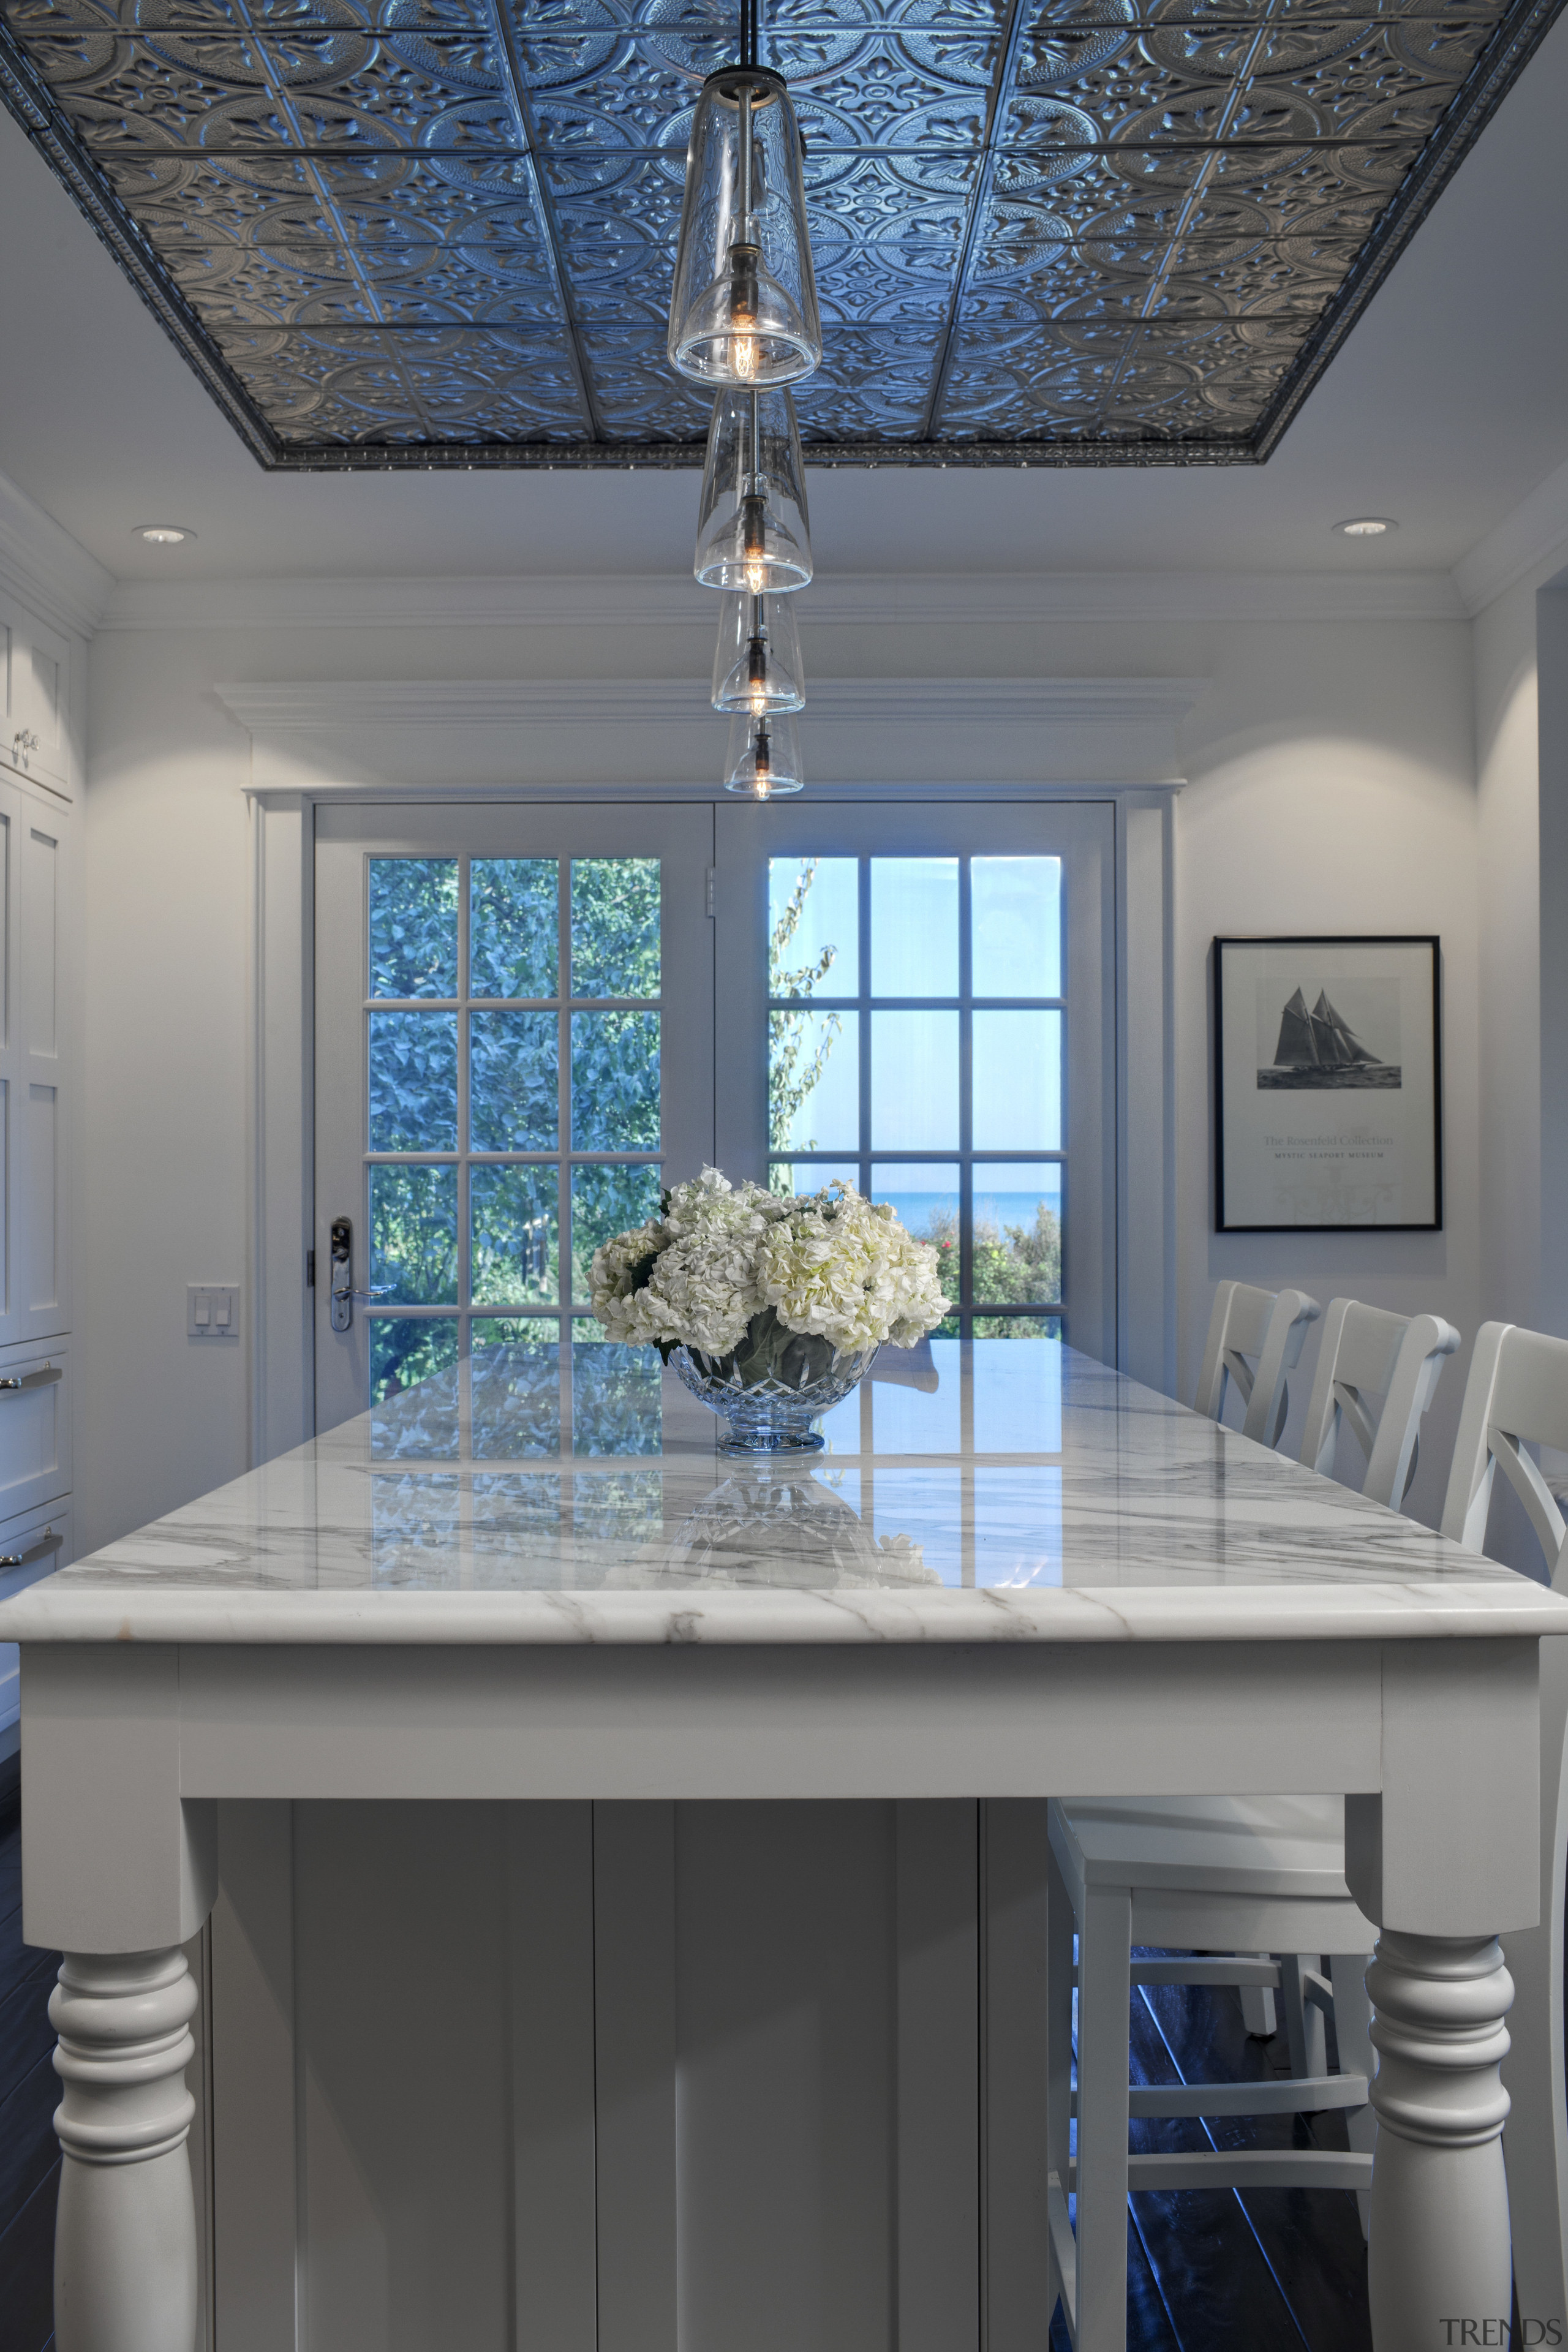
[1214,936,1442,1231]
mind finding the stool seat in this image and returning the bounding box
[1056,1792,1359,1901]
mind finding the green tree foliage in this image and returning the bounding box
[768,859,842,1162]
[918,1202,1063,1332]
[365,856,667,1401]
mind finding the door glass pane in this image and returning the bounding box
[369,1012,458,1152]
[771,1009,858,1154]
[470,1009,558,1151]
[870,1162,957,1247]
[370,858,458,998]
[571,859,660,998]
[371,1164,459,1303]
[973,1166,1062,1308]
[972,1011,1061,1151]
[770,857,858,998]
[571,1163,663,1302]
[871,1011,959,1150]
[471,1166,559,1305]
[571,1012,661,1148]
[471,858,557,998]
[369,1316,461,1409]
[870,859,957,997]
[971,859,1061,999]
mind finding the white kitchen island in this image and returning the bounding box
[4,1339,1566,2352]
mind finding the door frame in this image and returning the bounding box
[246,779,1178,1467]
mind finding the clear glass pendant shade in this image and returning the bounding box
[725,710,804,797]
[668,67,821,387]
[695,388,812,594]
[712,590,805,714]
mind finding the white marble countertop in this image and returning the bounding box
[5,1341,1566,1646]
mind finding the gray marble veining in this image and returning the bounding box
[6,1343,1566,1647]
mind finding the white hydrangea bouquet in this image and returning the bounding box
[589,1166,949,1452]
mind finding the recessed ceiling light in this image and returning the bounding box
[133,523,197,545]
[1333,517,1397,538]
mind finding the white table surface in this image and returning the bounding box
[9,1340,1567,2352]
[1,1340,1561,1649]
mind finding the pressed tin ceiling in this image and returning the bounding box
[0,0,1560,468]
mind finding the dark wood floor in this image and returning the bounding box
[0,1774,1371,2352]
[0,1760,59,2352]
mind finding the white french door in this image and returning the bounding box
[313,804,716,1432]
[713,801,1117,1364]
[312,796,1118,1433]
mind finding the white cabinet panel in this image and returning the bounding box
[0,1491,72,1756]
[0,586,69,793]
[0,771,69,1344]
[0,1337,70,1519]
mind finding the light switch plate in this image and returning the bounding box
[188,1283,240,1339]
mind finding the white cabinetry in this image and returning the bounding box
[0,583,70,795]
[0,725,72,1760]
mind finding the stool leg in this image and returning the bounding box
[1330,1952,1376,2241]
[1239,1953,1278,2039]
[1280,1953,1327,2082]
[1075,1882,1133,2352]
[1046,1841,1076,2339]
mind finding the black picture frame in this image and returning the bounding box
[1213,935,1443,1234]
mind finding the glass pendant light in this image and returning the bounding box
[667,45,820,388]
[724,710,803,798]
[712,589,804,714]
[695,386,812,593]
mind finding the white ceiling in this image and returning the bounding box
[2,7,1567,586]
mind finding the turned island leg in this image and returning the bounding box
[1364,1932,1515,2352]
[51,1948,200,2352]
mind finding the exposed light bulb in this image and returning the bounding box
[724,707,802,794]
[712,588,804,715]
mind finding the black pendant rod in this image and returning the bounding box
[740,0,759,71]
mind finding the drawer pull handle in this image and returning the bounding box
[0,1528,61,1569]
[0,1364,62,1392]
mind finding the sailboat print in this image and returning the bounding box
[1258,986,1401,1089]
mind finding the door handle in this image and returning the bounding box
[0,1526,62,1570]
[0,1363,61,1392]
[328,1218,390,1331]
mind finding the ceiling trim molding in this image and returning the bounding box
[249,777,1186,809]
[216,674,1205,793]
[0,467,113,640]
[110,569,1463,633]
[217,676,1208,731]
[1453,456,1568,616]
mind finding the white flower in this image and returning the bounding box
[587,1170,948,1360]
[757,1183,949,1354]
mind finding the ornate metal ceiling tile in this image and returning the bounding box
[1,0,1562,461]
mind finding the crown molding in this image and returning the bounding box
[0,468,113,641]
[1453,455,1568,617]
[216,674,1205,793]
[110,567,1463,634]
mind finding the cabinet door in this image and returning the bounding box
[0,775,68,1346]
[0,586,70,794]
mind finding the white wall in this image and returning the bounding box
[80,590,1484,1547]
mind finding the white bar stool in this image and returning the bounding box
[1193,1278,1320,1447]
[1047,1299,1459,2352]
[1438,1321,1568,2343]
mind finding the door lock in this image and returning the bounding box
[328,1216,390,1331]
[330,1217,354,1331]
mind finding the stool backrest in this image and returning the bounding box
[1194,1280,1321,1449]
[1440,1322,1568,1587]
[1300,1299,1460,1510]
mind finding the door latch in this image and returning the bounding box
[328,1216,390,1331]
[329,1216,355,1332]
